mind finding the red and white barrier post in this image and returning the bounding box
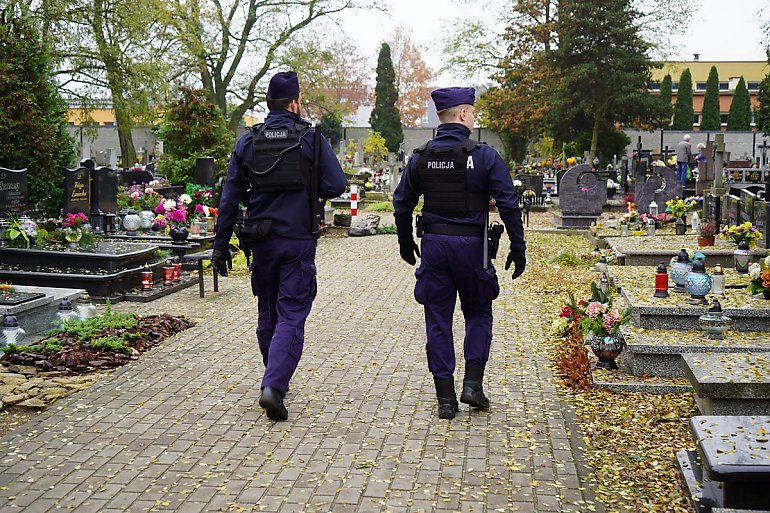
[350,185,359,224]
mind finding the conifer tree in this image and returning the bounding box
[727,76,752,131]
[659,74,673,124]
[672,68,694,130]
[0,9,75,216]
[369,43,403,153]
[755,72,770,136]
[700,66,721,130]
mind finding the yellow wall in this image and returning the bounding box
[68,108,116,126]
[651,61,768,83]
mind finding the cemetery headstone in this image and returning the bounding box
[552,164,606,228]
[194,157,216,186]
[91,167,118,214]
[63,167,91,214]
[705,193,722,231]
[514,173,544,196]
[117,169,153,188]
[724,193,741,226]
[636,165,682,215]
[0,168,29,217]
[80,159,96,170]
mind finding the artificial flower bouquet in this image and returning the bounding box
[719,221,763,248]
[748,256,770,296]
[665,196,697,219]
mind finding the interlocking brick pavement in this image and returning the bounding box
[0,233,602,512]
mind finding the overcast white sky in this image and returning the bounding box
[338,0,769,86]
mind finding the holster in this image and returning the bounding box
[487,221,504,259]
[234,219,272,247]
[415,214,425,238]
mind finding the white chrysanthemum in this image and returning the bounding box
[513,179,523,187]
[180,194,192,205]
[163,199,177,211]
[764,255,770,267]
[749,263,761,279]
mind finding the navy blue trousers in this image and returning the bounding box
[414,234,500,380]
[250,236,317,393]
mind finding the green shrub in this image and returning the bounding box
[4,340,64,355]
[366,201,394,212]
[376,225,397,235]
[60,311,137,342]
[89,336,131,354]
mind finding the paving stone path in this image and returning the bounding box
[0,233,601,513]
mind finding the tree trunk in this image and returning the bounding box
[590,115,601,162]
[114,103,136,168]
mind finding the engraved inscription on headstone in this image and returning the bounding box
[0,167,28,217]
[636,166,682,214]
[63,167,91,214]
[91,167,118,213]
[558,164,606,216]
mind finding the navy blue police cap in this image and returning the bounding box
[267,71,300,99]
[431,87,476,112]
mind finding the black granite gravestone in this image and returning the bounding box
[514,173,544,196]
[0,168,29,217]
[724,193,741,226]
[63,167,91,214]
[194,157,216,187]
[80,159,96,170]
[91,167,118,214]
[705,194,722,231]
[636,166,682,214]
[117,170,153,188]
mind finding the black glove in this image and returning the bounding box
[211,248,232,277]
[505,250,526,280]
[398,239,421,266]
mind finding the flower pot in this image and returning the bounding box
[586,331,625,370]
[169,226,189,244]
[64,227,82,249]
[697,236,715,247]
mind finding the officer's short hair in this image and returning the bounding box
[437,104,469,123]
[267,95,299,112]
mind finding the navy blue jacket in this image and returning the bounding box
[214,110,347,251]
[393,123,525,251]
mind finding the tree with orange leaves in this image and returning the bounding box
[387,26,434,128]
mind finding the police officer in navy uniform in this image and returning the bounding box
[211,71,347,420]
[393,87,526,420]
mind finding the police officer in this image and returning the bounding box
[211,71,347,420]
[393,87,526,420]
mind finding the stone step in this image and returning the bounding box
[682,353,770,415]
[620,327,770,377]
[592,366,692,394]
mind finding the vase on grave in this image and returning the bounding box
[169,225,189,244]
[139,209,155,230]
[64,227,82,248]
[586,331,625,370]
[733,240,751,274]
[698,298,732,339]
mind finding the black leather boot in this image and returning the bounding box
[460,362,489,410]
[434,376,459,420]
[259,387,288,421]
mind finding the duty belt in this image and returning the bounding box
[423,223,483,237]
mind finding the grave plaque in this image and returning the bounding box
[739,187,762,225]
[705,194,721,230]
[91,167,118,213]
[558,164,606,216]
[724,194,740,226]
[636,166,682,214]
[0,167,28,217]
[194,157,216,187]
[514,173,544,196]
[63,167,91,214]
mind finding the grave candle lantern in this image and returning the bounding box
[649,200,659,217]
[671,249,692,293]
[646,218,655,237]
[172,259,182,282]
[76,292,97,319]
[163,260,174,286]
[607,215,617,229]
[684,260,711,305]
[1,314,26,348]
[141,265,153,291]
[711,264,725,295]
[54,297,79,328]
[598,272,610,298]
[654,262,669,298]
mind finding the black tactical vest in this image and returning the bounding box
[414,139,488,214]
[242,121,312,192]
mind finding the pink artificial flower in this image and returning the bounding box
[154,203,166,215]
[195,204,205,214]
[585,301,606,318]
[130,191,141,200]
[194,191,202,198]
[145,187,154,194]
[602,310,621,332]
[168,208,187,223]
[580,187,589,192]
